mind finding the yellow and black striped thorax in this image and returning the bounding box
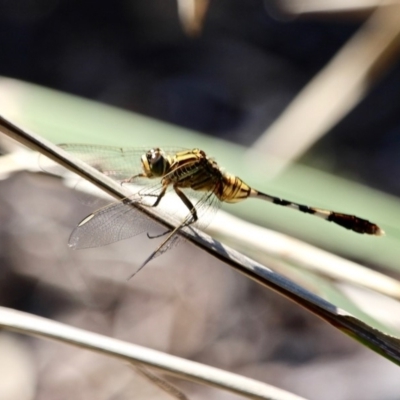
[167,149,252,203]
[141,148,252,203]
[166,149,221,192]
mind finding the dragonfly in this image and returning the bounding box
[60,144,383,275]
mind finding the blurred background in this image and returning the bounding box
[3,0,400,192]
[1,1,400,399]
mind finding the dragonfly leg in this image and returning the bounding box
[128,222,184,280]
[121,173,145,185]
[147,185,197,239]
[147,230,170,239]
[146,183,170,238]
[151,184,168,207]
[136,184,168,207]
[173,185,198,224]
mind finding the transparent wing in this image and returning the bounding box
[69,199,162,249]
[183,187,221,229]
[69,185,221,250]
[59,144,186,183]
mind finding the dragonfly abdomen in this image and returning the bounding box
[217,174,253,203]
[252,190,383,235]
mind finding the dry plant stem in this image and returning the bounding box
[0,307,307,400]
[279,0,395,15]
[1,114,400,364]
[252,3,400,173]
[208,213,400,300]
[134,365,189,400]
[177,0,210,36]
[0,115,175,231]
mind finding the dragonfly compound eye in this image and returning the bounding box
[146,148,168,177]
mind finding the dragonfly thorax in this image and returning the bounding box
[163,149,219,189]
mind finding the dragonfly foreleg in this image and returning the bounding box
[137,184,168,207]
[120,173,145,185]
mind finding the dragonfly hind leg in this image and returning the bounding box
[173,185,198,224]
[146,186,197,240]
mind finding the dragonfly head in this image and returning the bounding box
[141,148,170,178]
